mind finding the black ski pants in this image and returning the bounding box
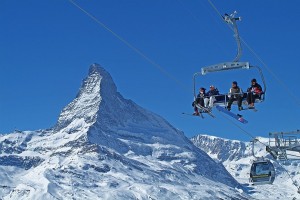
[247,92,260,104]
[227,96,242,108]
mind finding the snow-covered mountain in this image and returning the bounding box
[191,134,300,200]
[0,64,250,200]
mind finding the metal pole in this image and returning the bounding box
[193,72,201,99]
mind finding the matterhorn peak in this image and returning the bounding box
[88,63,104,75]
[88,63,101,74]
[55,63,117,130]
[88,63,117,93]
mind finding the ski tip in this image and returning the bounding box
[238,117,248,124]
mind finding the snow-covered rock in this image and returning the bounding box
[0,64,249,200]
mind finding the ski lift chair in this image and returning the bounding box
[193,12,266,109]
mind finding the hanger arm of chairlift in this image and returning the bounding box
[224,11,242,62]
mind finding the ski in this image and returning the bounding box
[215,105,248,124]
[195,104,215,118]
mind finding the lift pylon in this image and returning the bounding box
[267,130,300,160]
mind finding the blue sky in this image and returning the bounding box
[1,0,299,141]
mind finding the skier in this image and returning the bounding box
[192,87,207,115]
[204,85,219,109]
[247,78,262,108]
[227,81,243,111]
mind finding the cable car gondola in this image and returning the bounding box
[250,159,275,185]
[249,139,275,185]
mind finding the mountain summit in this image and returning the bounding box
[56,64,105,130]
[0,64,249,199]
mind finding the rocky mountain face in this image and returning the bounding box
[191,134,251,162]
[0,64,249,200]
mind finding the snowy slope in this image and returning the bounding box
[0,64,250,200]
[191,134,300,200]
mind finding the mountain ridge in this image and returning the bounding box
[191,134,300,199]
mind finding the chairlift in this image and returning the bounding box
[193,11,266,109]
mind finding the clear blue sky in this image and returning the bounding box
[1,0,299,141]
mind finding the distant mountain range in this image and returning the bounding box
[191,134,300,199]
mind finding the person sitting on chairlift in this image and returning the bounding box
[227,81,243,111]
[192,87,206,115]
[247,78,262,109]
[204,85,219,110]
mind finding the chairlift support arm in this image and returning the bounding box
[251,138,260,159]
[224,11,242,62]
